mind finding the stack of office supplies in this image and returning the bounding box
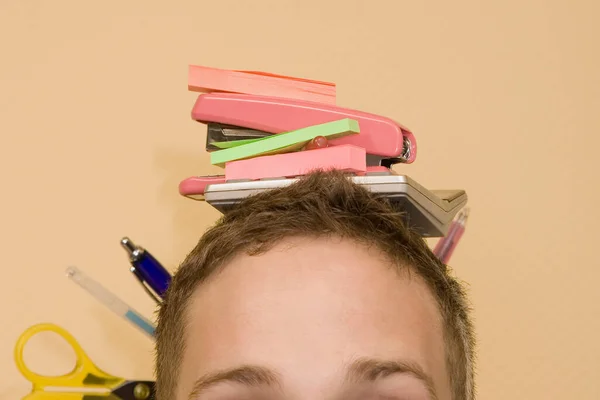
[179,64,468,238]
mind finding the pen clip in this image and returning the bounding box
[130,266,163,305]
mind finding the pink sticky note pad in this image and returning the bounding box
[188,65,336,105]
[225,145,366,181]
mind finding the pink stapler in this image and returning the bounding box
[192,93,417,167]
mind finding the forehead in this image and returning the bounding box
[179,237,449,399]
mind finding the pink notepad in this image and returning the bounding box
[188,65,336,105]
[225,144,367,181]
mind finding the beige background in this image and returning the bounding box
[1,0,599,398]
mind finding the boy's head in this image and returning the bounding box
[156,170,475,400]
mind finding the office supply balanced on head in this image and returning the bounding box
[180,64,469,239]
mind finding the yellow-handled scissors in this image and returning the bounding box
[14,323,155,400]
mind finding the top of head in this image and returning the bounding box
[155,170,475,400]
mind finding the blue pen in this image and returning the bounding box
[120,237,172,304]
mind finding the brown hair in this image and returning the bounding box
[155,170,476,400]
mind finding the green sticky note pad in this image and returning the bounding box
[210,118,360,166]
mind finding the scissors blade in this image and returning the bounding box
[112,380,156,400]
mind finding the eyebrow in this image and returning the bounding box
[188,365,281,399]
[187,358,437,400]
[344,357,438,400]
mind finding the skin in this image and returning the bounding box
[177,236,452,400]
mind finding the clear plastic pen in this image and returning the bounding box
[65,266,156,338]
